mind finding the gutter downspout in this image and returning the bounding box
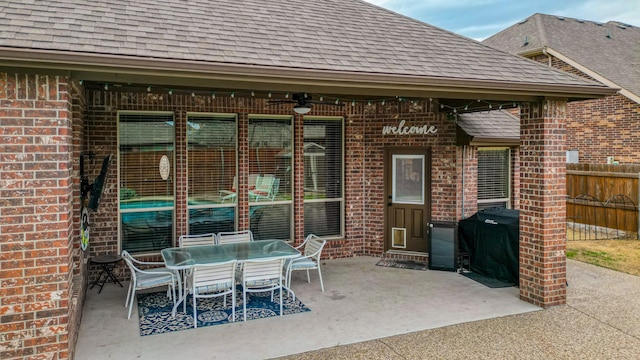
[461,145,466,219]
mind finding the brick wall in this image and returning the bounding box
[67,80,86,360]
[518,99,568,307]
[460,145,478,218]
[566,94,640,164]
[359,100,458,255]
[530,54,640,165]
[0,73,75,359]
[82,92,457,269]
[83,91,362,273]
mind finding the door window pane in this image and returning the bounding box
[119,113,175,254]
[392,155,424,204]
[187,114,237,234]
[248,116,293,240]
[303,118,343,237]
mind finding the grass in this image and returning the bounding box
[566,239,640,276]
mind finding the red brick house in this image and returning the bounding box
[0,2,614,359]
[483,13,640,165]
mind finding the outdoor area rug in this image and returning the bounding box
[375,258,428,271]
[460,271,515,288]
[137,290,310,336]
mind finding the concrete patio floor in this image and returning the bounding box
[276,259,640,360]
[75,256,540,359]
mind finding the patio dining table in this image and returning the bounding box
[161,239,301,315]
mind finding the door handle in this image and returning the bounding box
[387,202,392,207]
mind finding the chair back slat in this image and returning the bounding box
[192,261,236,287]
[243,258,284,282]
[179,233,216,247]
[217,230,253,244]
[304,235,326,259]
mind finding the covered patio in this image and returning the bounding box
[75,257,539,359]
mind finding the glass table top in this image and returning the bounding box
[161,240,300,269]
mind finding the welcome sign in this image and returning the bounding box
[382,120,437,135]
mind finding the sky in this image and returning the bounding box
[364,0,640,40]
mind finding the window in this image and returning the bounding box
[303,117,343,237]
[119,112,175,254]
[248,115,293,240]
[392,154,424,204]
[187,113,237,235]
[477,148,511,210]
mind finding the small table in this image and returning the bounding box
[90,254,124,293]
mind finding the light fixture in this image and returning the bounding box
[293,104,312,115]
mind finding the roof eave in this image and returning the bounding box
[469,137,520,146]
[543,47,640,104]
[0,47,617,101]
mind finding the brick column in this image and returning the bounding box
[519,99,568,307]
[0,73,74,359]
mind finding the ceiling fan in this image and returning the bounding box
[268,93,345,114]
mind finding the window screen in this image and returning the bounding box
[303,117,343,237]
[477,148,511,209]
[119,112,175,254]
[248,116,293,240]
[187,114,237,235]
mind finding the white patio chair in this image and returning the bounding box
[184,260,237,327]
[249,175,280,202]
[217,229,254,244]
[285,234,327,296]
[121,250,178,319]
[179,233,216,247]
[219,176,237,203]
[241,257,285,321]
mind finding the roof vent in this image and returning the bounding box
[524,36,529,46]
[606,29,612,38]
[557,17,565,21]
[617,24,627,29]
[576,19,584,23]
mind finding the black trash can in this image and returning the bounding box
[458,208,519,284]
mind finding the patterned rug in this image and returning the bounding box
[137,289,310,336]
[375,258,428,271]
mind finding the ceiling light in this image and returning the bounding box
[293,104,311,114]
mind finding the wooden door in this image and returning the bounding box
[385,148,431,253]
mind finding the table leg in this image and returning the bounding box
[105,264,124,288]
[171,271,184,317]
[90,265,109,292]
[90,262,123,293]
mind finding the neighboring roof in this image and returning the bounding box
[0,0,613,101]
[457,111,519,146]
[483,13,640,102]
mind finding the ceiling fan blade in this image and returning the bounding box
[308,100,346,106]
[267,99,297,105]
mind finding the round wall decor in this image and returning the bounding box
[159,155,170,180]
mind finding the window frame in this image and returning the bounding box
[302,116,345,239]
[186,112,239,234]
[117,111,176,255]
[247,114,295,241]
[477,147,512,209]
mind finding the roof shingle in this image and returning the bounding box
[0,0,610,93]
[483,13,640,98]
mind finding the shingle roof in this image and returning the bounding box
[483,13,640,98]
[457,111,519,145]
[0,1,610,96]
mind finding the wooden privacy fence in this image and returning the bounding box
[567,164,640,240]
